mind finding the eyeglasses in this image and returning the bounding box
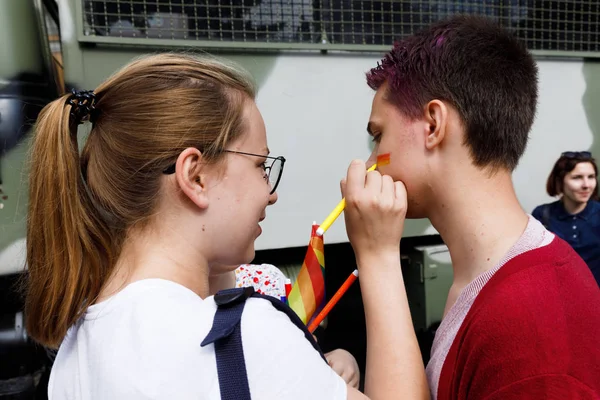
[228,150,286,194]
[163,150,286,195]
[561,151,592,159]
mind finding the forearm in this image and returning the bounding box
[358,250,430,400]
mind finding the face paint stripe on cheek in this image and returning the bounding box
[377,153,391,166]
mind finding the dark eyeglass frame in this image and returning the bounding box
[162,150,286,195]
[561,151,592,159]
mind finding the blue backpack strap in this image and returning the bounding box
[201,287,327,400]
[201,287,254,400]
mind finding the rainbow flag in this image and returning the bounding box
[288,223,326,325]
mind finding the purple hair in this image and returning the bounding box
[366,15,538,171]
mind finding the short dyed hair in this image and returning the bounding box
[366,15,538,171]
[546,152,599,200]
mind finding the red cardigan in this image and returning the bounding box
[438,237,600,399]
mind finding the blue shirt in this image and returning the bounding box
[532,200,600,287]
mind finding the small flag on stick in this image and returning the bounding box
[287,223,326,324]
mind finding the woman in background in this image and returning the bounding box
[532,151,600,287]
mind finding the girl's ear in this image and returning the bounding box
[175,148,209,209]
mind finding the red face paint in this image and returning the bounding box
[377,153,391,166]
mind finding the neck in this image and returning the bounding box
[562,197,587,215]
[427,169,529,287]
[100,223,211,302]
[208,270,236,295]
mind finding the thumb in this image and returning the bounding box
[394,180,407,200]
[340,178,347,198]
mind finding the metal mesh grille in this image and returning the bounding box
[81,1,600,53]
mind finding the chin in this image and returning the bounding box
[242,246,256,264]
[216,246,255,267]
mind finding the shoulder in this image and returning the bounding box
[56,281,345,399]
[531,201,559,219]
[88,279,218,355]
[455,247,600,393]
[240,297,347,399]
[588,200,600,215]
[53,279,222,398]
[472,241,597,323]
[531,204,545,219]
[86,279,214,330]
[240,296,316,356]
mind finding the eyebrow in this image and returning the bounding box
[572,172,596,177]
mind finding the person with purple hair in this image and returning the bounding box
[361,14,600,400]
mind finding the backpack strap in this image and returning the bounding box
[201,287,254,400]
[201,287,327,400]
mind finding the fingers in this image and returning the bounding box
[325,352,334,366]
[345,160,367,200]
[333,363,350,383]
[342,160,402,220]
[349,374,360,389]
[365,169,382,195]
[346,159,385,210]
[380,174,395,209]
[340,368,359,388]
[381,174,394,195]
[341,369,351,383]
[326,348,361,388]
[394,180,407,200]
[393,181,408,214]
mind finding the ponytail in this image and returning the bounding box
[25,94,113,348]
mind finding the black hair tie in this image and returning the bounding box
[68,88,99,125]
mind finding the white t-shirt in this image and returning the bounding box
[48,279,346,400]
